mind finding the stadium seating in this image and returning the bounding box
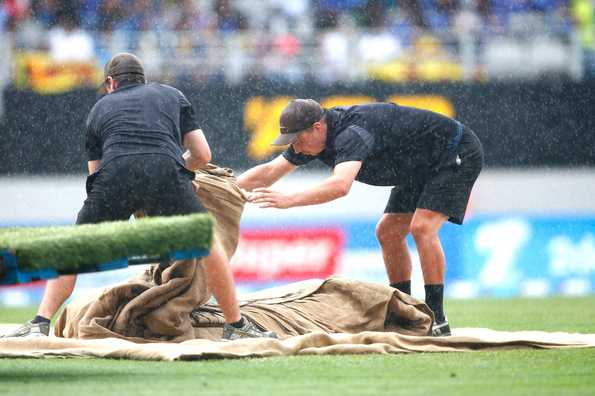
[0,0,589,87]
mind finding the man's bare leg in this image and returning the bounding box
[410,209,448,284]
[38,274,77,320]
[376,213,414,293]
[202,237,241,324]
[410,208,449,328]
[203,237,277,339]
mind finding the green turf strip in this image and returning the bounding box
[0,214,213,271]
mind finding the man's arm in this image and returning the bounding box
[249,160,362,209]
[183,129,212,170]
[87,160,100,174]
[237,154,297,191]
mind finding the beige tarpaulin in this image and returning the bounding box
[4,264,594,359]
[2,275,595,360]
[53,275,433,342]
[192,163,246,259]
[2,320,595,361]
[2,165,595,359]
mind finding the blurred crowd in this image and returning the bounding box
[0,0,593,83]
[0,0,574,35]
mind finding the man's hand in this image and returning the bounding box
[247,161,362,210]
[248,187,295,209]
[237,155,297,191]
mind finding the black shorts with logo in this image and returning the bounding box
[76,154,206,225]
[384,127,484,224]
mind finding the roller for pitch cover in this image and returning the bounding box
[0,214,214,285]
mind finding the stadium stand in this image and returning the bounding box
[0,0,590,86]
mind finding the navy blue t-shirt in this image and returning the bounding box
[283,103,462,186]
[85,82,200,169]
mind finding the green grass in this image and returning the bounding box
[1,297,595,396]
[0,307,38,323]
[0,214,213,272]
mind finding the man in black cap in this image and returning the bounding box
[238,99,484,336]
[3,52,276,341]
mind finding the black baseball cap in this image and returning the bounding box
[272,99,325,146]
[98,52,145,93]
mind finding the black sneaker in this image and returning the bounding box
[0,320,50,338]
[222,316,278,341]
[432,318,451,337]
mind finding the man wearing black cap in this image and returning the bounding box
[3,52,276,341]
[238,99,484,336]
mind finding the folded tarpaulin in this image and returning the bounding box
[7,273,592,359]
[3,274,595,359]
[53,274,433,342]
[2,323,595,361]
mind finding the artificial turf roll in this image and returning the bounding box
[0,213,214,272]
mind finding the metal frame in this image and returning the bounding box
[0,248,210,285]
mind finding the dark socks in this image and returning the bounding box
[424,284,445,323]
[31,315,50,324]
[390,281,411,295]
[230,316,246,328]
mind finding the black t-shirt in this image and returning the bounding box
[85,82,200,169]
[283,103,462,186]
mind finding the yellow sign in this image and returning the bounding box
[387,95,454,118]
[320,95,375,109]
[244,95,456,159]
[14,52,103,95]
[244,96,293,159]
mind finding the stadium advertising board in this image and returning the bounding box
[1,216,594,306]
[2,81,595,174]
[332,216,595,298]
[454,217,595,298]
[213,215,595,297]
[230,228,344,282]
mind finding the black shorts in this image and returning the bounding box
[76,154,206,225]
[384,127,484,224]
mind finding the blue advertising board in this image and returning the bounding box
[1,215,594,306]
[456,217,595,297]
[335,216,595,297]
